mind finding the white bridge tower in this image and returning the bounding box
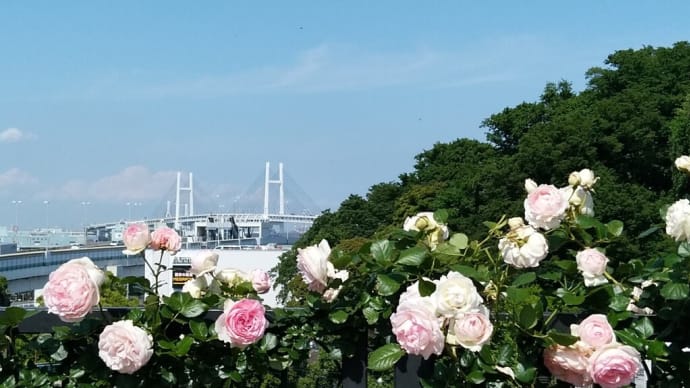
[174,172,194,229]
[263,162,285,217]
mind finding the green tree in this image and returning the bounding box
[0,276,10,306]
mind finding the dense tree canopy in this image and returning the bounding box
[273,41,690,304]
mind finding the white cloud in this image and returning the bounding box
[0,168,37,189]
[0,128,35,143]
[43,166,179,202]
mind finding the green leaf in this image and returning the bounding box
[175,335,194,356]
[68,368,85,380]
[449,233,469,249]
[418,278,436,297]
[376,274,401,296]
[363,307,379,325]
[260,333,278,352]
[519,305,538,329]
[632,317,654,339]
[606,220,624,237]
[561,292,585,306]
[576,214,599,229]
[189,320,208,339]
[180,299,207,318]
[0,306,30,326]
[371,240,394,263]
[514,363,536,383]
[512,272,536,287]
[661,282,689,300]
[50,344,68,361]
[160,369,176,385]
[467,370,485,384]
[329,310,349,324]
[505,287,531,303]
[678,242,690,258]
[609,294,631,312]
[646,340,669,358]
[547,330,578,346]
[496,344,514,365]
[368,343,405,371]
[163,292,185,312]
[433,209,448,223]
[637,226,660,239]
[616,329,644,349]
[397,246,427,266]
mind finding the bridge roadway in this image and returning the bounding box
[0,245,144,297]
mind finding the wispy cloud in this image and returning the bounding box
[0,168,37,189]
[0,128,36,143]
[53,37,556,100]
[40,166,178,202]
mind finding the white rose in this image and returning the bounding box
[575,248,609,287]
[190,251,219,276]
[432,271,483,317]
[577,169,598,189]
[665,199,690,241]
[499,225,548,268]
[296,239,332,293]
[524,178,538,194]
[403,212,449,249]
[568,171,581,186]
[182,276,208,298]
[214,268,249,286]
[675,155,690,173]
[560,186,594,216]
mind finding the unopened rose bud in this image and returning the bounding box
[415,217,430,231]
[524,179,538,194]
[508,217,524,231]
[568,172,581,186]
[675,155,690,173]
[578,169,598,189]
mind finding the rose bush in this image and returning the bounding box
[6,159,690,386]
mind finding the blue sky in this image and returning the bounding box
[1,1,689,229]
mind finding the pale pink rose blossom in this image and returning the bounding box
[665,199,690,241]
[122,223,150,255]
[215,299,268,349]
[571,314,616,350]
[213,268,249,286]
[150,227,182,255]
[524,183,569,230]
[251,269,271,294]
[450,311,494,352]
[296,239,332,293]
[403,212,449,249]
[190,251,218,276]
[98,320,153,374]
[588,343,642,388]
[43,261,101,322]
[576,248,609,287]
[182,276,208,298]
[397,280,436,310]
[543,345,592,386]
[561,185,594,216]
[390,299,445,359]
[64,257,105,288]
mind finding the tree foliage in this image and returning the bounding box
[274,41,690,305]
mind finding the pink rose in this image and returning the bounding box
[588,343,642,388]
[98,320,153,374]
[390,299,445,359]
[65,257,105,288]
[576,248,609,287]
[43,261,101,322]
[190,251,218,275]
[543,345,592,386]
[524,183,569,230]
[215,299,268,349]
[296,239,331,293]
[251,269,271,294]
[122,223,150,255]
[450,311,493,352]
[571,314,616,349]
[150,227,182,255]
